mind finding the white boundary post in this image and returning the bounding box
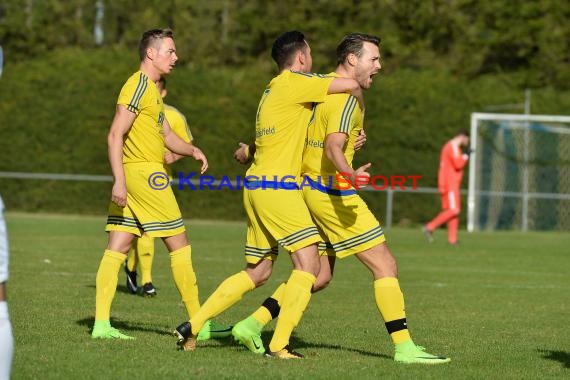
[521,93,531,231]
[467,113,478,232]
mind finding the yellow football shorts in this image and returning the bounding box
[302,184,385,259]
[106,162,185,238]
[243,185,322,264]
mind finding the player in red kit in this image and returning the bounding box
[423,129,470,245]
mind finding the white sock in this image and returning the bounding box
[0,302,13,380]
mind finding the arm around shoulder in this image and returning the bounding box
[327,78,363,109]
[327,78,359,95]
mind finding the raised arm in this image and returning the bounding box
[327,78,363,109]
[450,143,468,170]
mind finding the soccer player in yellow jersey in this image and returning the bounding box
[92,29,213,340]
[233,33,451,364]
[173,30,362,358]
[124,76,193,298]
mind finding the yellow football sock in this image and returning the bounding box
[170,246,200,318]
[374,277,411,344]
[95,250,127,321]
[126,244,137,272]
[137,234,155,284]
[190,271,255,335]
[252,282,286,325]
[269,270,315,352]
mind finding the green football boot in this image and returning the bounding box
[231,316,265,354]
[394,340,450,364]
[91,321,134,340]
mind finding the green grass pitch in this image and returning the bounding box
[6,212,569,379]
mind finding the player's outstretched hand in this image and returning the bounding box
[191,147,208,174]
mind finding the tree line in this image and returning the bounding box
[1,0,569,89]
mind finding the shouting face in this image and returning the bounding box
[353,42,381,89]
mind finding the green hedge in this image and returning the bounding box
[1,47,570,224]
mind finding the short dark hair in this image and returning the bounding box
[336,33,381,65]
[456,128,470,138]
[138,28,174,61]
[271,30,307,70]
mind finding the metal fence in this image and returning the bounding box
[0,171,448,229]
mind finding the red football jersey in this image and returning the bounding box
[437,140,468,193]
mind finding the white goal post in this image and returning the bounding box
[468,113,570,232]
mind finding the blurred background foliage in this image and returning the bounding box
[0,0,569,224]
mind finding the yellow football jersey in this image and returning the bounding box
[246,70,334,179]
[165,104,193,143]
[163,103,192,177]
[301,72,363,189]
[117,71,166,164]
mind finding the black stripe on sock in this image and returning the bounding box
[385,318,408,334]
[262,297,280,320]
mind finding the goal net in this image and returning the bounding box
[467,113,570,231]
